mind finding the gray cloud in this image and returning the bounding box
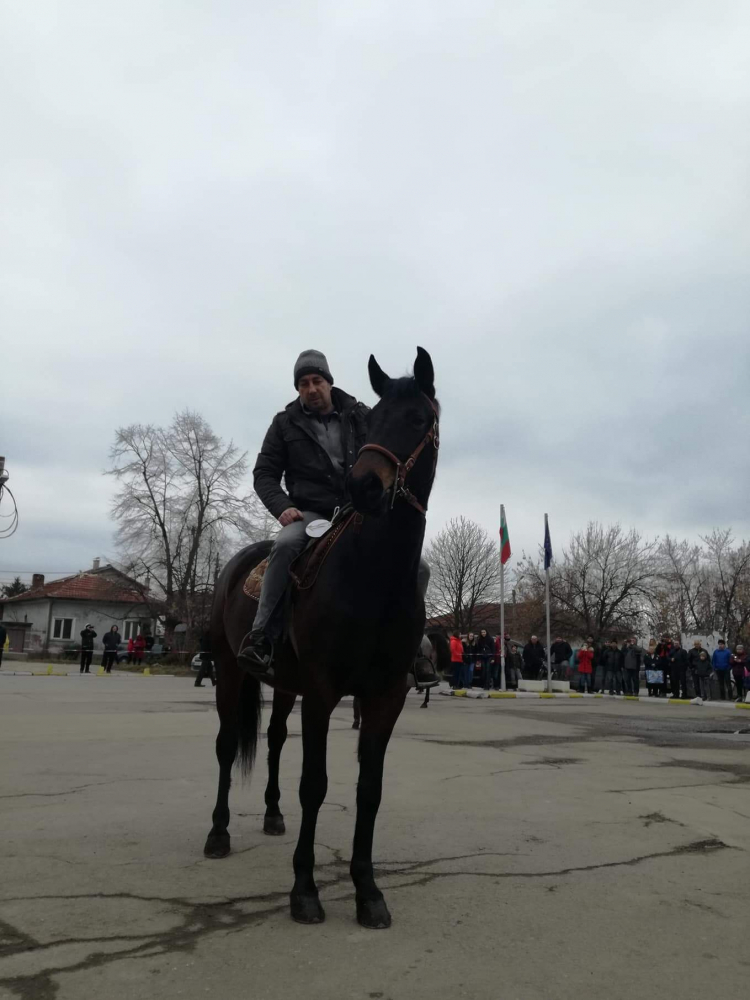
[2,0,749,586]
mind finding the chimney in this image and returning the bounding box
[92,557,101,571]
[32,573,45,589]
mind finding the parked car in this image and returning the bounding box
[191,652,214,672]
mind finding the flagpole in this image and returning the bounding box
[544,512,552,694]
[500,504,506,691]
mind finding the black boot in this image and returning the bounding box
[237,630,275,681]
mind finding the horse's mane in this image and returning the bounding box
[383,376,441,415]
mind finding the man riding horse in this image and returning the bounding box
[239,349,429,681]
[205,347,439,927]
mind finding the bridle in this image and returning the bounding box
[357,394,439,515]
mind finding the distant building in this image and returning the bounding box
[0,559,157,655]
[426,599,544,638]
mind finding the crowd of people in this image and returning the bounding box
[77,624,154,674]
[447,630,749,702]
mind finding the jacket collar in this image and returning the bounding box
[286,387,359,419]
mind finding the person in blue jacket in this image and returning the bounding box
[711,639,733,700]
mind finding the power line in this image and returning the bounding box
[0,456,19,539]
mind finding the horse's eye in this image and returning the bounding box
[406,410,424,427]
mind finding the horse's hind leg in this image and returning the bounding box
[263,690,296,835]
[350,686,407,929]
[204,671,240,859]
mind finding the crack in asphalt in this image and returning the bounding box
[0,838,730,1000]
[0,777,177,803]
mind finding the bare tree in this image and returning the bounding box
[658,530,750,643]
[424,516,501,632]
[106,410,275,639]
[517,522,660,640]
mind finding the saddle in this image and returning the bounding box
[242,509,359,601]
[241,511,439,689]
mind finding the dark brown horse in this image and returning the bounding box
[204,348,439,929]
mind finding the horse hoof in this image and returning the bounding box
[203,832,230,859]
[290,893,325,924]
[263,814,286,836]
[352,721,360,730]
[356,897,392,929]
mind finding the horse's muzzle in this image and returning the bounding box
[347,469,387,516]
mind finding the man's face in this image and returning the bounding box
[531,636,538,644]
[298,374,333,413]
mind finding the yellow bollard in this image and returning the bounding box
[97,666,105,676]
[47,664,54,675]
[143,667,151,676]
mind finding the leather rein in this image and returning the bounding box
[357,394,439,516]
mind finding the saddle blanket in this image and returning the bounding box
[243,559,268,601]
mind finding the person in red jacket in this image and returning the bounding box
[127,637,135,664]
[449,631,464,689]
[133,633,147,665]
[576,645,594,693]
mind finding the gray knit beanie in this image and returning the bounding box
[294,349,333,388]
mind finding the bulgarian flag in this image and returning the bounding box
[499,506,511,565]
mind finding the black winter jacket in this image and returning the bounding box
[522,641,546,669]
[550,640,572,664]
[601,647,623,670]
[668,647,689,669]
[102,630,120,651]
[475,634,494,656]
[687,647,710,671]
[80,628,97,650]
[253,388,370,521]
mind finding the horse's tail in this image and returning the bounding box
[236,674,263,777]
[210,538,273,779]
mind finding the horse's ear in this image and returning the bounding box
[413,347,435,399]
[368,355,390,397]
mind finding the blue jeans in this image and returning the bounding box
[463,659,475,688]
[451,662,463,688]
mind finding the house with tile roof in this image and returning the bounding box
[0,558,158,656]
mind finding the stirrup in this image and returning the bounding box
[412,655,439,690]
[237,632,275,681]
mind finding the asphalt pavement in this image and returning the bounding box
[0,671,748,1000]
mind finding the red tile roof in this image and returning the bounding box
[3,566,148,605]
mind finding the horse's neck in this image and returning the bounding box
[341,508,425,599]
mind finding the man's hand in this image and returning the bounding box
[278,507,304,527]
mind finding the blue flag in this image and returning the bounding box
[544,519,553,570]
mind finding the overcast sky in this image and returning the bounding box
[2,0,749,588]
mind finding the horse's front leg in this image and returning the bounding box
[350,685,407,929]
[263,690,296,835]
[290,695,332,924]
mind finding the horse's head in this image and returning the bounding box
[348,347,439,517]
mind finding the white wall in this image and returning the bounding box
[1,599,155,651]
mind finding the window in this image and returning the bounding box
[123,620,146,641]
[52,618,74,640]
